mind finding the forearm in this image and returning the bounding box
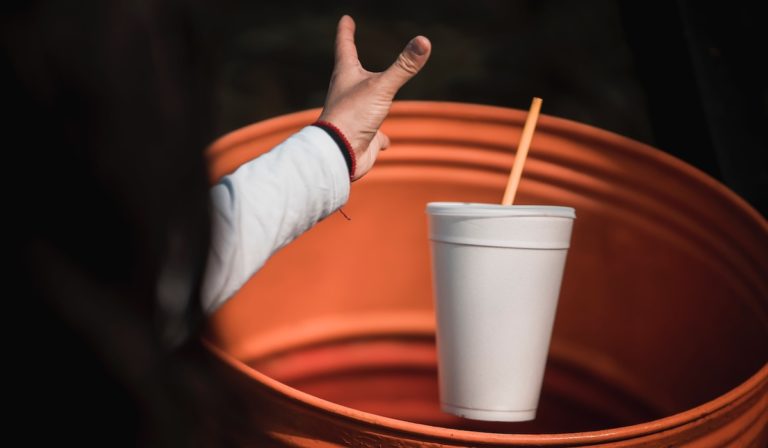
[202,125,350,313]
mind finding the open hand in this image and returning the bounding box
[318,15,431,181]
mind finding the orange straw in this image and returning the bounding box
[502,97,543,205]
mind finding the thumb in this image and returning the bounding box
[380,36,431,94]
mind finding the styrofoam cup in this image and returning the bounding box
[426,202,576,421]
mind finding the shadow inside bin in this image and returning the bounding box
[247,332,664,434]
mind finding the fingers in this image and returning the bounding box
[378,131,391,150]
[334,15,359,68]
[352,131,390,181]
[380,35,432,94]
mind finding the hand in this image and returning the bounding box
[318,15,431,181]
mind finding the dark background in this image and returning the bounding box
[214,0,767,216]
[3,1,765,445]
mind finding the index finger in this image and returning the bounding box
[335,15,359,67]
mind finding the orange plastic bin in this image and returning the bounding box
[204,102,768,447]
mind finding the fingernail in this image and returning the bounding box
[407,37,427,56]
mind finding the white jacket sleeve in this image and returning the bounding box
[201,125,350,313]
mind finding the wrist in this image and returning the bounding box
[312,120,356,181]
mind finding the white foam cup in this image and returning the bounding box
[426,202,576,422]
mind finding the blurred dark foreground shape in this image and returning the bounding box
[4,1,257,445]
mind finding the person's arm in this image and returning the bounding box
[202,126,349,312]
[202,15,431,313]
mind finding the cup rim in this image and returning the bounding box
[426,202,576,218]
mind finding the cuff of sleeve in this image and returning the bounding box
[312,120,356,180]
[299,125,351,211]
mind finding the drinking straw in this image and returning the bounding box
[502,97,543,205]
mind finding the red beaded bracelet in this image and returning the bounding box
[312,120,356,180]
